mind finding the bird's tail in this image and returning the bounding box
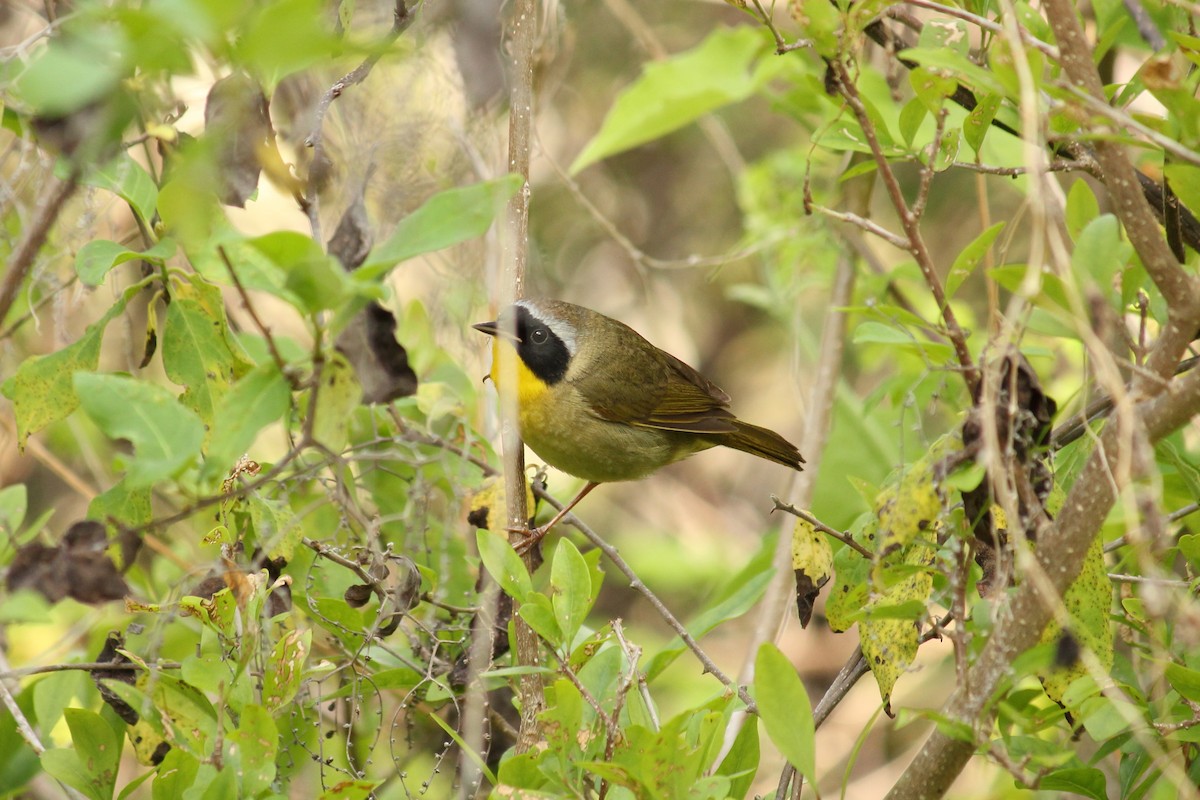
[718,421,805,471]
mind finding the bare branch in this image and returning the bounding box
[0,168,78,329]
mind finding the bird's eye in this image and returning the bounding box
[530,327,549,344]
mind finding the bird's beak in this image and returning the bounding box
[472,320,518,343]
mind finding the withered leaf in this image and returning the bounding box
[6,521,129,604]
[327,194,373,272]
[344,584,373,608]
[205,72,271,208]
[91,632,138,725]
[335,302,418,404]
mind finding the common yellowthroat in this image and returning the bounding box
[474,299,803,541]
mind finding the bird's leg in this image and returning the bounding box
[514,481,599,553]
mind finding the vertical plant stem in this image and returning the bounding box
[502,0,545,753]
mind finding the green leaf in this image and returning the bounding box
[429,712,498,787]
[1065,179,1100,241]
[792,0,840,57]
[1179,534,1200,569]
[570,27,779,173]
[309,352,361,452]
[644,536,776,680]
[116,768,155,800]
[0,687,40,793]
[946,222,1005,298]
[152,750,199,800]
[716,712,759,799]
[41,749,107,800]
[65,707,120,778]
[898,98,927,149]
[989,264,1072,310]
[900,47,1007,97]
[34,671,89,745]
[40,708,119,800]
[76,241,135,286]
[550,538,593,647]
[76,237,176,287]
[227,705,277,796]
[909,66,958,114]
[1072,214,1131,297]
[852,321,954,362]
[518,592,562,644]
[2,286,136,448]
[247,231,356,314]
[963,92,1002,152]
[754,644,816,786]
[1039,767,1108,800]
[475,530,533,603]
[88,478,152,536]
[0,484,28,536]
[84,154,159,228]
[235,0,342,85]
[263,629,309,712]
[1164,165,1200,224]
[74,372,205,488]
[14,32,125,115]
[1166,663,1200,704]
[186,763,236,800]
[162,296,240,425]
[203,364,291,481]
[360,176,523,279]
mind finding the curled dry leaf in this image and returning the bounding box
[328,193,419,404]
[204,72,272,208]
[6,520,129,604]
[791,516,833,628]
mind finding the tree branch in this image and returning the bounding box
[886,365,1200,799]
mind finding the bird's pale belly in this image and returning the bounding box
[518,396,709,483]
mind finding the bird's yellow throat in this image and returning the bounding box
[489,339,549,408]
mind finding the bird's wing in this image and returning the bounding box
[577,347,738,435]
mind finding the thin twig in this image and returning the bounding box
[0,649,45,754]
[302,0,418,240]
[1058,85,1200,170]
[902,0,1060,57]
[218,246,292,380]
[771,497,874,559]
[1107,573,1193,588]
[810,204,913,251]
[948,159,1084,176]
[0,660,183,680]
[0,168,79,327]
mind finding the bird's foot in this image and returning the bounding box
[509,524,548,555]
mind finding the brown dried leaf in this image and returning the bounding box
[344,583,373,608]
[6,521,129,604]
[205,72,271,207]
[335,303,418,404]
[92,632,138,725]
[327,194,373,272]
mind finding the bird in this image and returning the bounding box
[473,298,804,545]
